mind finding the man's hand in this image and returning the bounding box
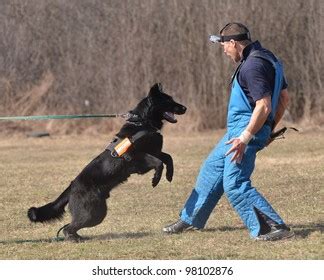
[225,138,247,163]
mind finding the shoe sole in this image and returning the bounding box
[162,226,199,234]
[254,230,295,241]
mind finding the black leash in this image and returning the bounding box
[270,127,299,140]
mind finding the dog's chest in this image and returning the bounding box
[137,132,163,152]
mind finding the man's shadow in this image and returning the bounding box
[204,222,323,239]
[289,222,323,238]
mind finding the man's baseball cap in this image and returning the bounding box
[209,22,251,43]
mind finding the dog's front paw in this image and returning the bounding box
[166,168,173,182]
[152,175,161,187]
[166,173,173,182]
[152,165,163,187]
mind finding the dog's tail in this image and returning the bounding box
[27,182,73,223]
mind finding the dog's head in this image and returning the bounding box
[129,83,186,130]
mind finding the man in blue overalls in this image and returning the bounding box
[163,22,294,241]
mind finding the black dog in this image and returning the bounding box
[27,83,186,241]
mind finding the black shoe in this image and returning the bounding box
[163,220,198,234]
[254,225,295,241]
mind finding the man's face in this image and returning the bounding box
[220,40,241,63]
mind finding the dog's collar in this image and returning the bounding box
[125,113,142,125]
[126,113,160,131]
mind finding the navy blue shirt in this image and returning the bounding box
[237,41,287,107]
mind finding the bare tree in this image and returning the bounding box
[0,0,322,134]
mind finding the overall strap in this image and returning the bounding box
[230,61,245,85]
[249,50,284,121]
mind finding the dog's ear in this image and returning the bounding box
[157,83,163,92]
[149,83,163,96]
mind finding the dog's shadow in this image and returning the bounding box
[90,231,151,241]
[204,222,323,239]
[0,237,65,245]
[0,231,152,245]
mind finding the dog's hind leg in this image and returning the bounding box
[63,191,108,242]
[62,223,84,242]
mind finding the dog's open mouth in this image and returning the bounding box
[163,112,177,123]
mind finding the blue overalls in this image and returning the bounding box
[180,51,285,237]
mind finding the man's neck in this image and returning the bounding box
[238,41,252,61]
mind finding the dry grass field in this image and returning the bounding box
[0,128,323,259]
